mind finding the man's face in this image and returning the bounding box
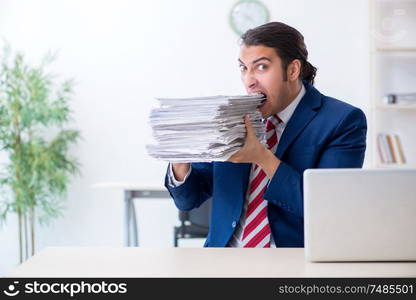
[239,45,290,118]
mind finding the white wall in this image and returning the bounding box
[0,0,371,275]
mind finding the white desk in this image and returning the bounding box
[92,183,170,247]
[8,247,416,278]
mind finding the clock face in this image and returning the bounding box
[230,0,270,35]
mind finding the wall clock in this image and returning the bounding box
[229,0,270,36]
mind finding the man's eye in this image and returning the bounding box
[257,64,267,71]
[239,65,247,72]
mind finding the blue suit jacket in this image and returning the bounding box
[165,82,367,247]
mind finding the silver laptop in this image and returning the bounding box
[304,168,416,262]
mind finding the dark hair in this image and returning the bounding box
[241,22,317,85]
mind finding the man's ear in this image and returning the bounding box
[287,59,301,81]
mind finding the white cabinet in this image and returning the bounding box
[370,0,416,168]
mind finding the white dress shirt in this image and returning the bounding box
[168,84,306,247]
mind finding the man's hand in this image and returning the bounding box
[172,163,190,181]
[227,115,280,178]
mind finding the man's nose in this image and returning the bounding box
[244,73,258,91]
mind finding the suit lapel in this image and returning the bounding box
[276,83,322,158]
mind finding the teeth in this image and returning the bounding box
[250,92,267,103]
[260,93,267,103]
[253,92,266,97]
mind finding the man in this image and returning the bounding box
[165,22,367,248]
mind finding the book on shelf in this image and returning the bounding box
[385,135,396,162]
[384,93,416,105]
[376,133,406,164]
[392,134,406,164]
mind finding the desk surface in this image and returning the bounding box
[91,183,166,191]
[8,247,416,278]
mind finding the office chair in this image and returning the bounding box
[173,198,211,247]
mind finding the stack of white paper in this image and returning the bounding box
[146,94,266,162]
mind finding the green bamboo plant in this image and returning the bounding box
[0,46,81,263]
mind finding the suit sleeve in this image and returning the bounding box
[263,107,367,217]
[164,162,213,211]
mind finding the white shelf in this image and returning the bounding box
[376,164,416,169]
[376,104,416,110]
[375,0,416,3]
[375,47,416,52]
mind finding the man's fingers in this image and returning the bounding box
[227,151,241,163]
[244,115,255,136]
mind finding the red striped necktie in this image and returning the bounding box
[241,114,281,248]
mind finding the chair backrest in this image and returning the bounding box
[179,197,211,228]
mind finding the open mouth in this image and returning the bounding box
[257,93,267,108]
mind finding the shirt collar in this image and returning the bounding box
[274,83,306,125]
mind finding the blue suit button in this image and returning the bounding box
[232,221,237,228]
